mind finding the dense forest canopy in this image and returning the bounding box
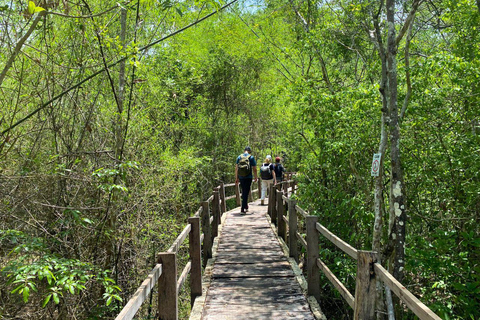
[0,0,478,319]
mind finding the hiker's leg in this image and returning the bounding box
[241,177,252,209]
[261,179,268,200]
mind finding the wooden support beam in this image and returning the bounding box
[219,183,227,213]
[354,251,378,320]
[235,183,241,206]
[157,252,177,320]
[306,215,321,300]
[269,184,277,224]
[248,181,254,203]
[201,201,212,267]
[288,199,299,263]
[212,190,220,238]
[277,190,286,242]
[188,216,202,306]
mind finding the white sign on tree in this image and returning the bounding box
[371,153,382,177]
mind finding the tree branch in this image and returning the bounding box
[1,0,240,136]
[0,11,46,88]
[395,0,422,46]
[400,16,415,122]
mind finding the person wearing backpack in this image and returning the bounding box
[260,155,276,206]
[274,156,286,183]
[235,146,258,214]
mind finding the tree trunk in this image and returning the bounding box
[372,5,389,317]
[386,0,406,284]
[115,7,127,160]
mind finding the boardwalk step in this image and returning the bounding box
[212,262,295,278]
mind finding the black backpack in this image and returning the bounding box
[237,154,252,176]
[260,163,273,180]
[274,163,284,179]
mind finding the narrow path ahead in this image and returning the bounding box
[199,199,315,319]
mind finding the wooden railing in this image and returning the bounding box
[115,182,245,320]
[269,180,443,320]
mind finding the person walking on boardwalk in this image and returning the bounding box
[235,146,258,214]
[274,156,286,183]
[260,155,276,206]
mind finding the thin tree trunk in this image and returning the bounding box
[116,7,127,160]
[372,4,389,317]
[386,0,406,284]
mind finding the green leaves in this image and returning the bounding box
[4,252,122,307]
[27,1,45,14]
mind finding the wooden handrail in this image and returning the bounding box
[296,231,307,249]
[177,261,192,292]
[315,222,358,260]
[118,176,442,320]
[225,194,236,201]
[116,186,224,320]
[167,224,192,253]
[295,205,308,218]
[374,263,442,320]
[114,264,163,320]
[316,258,354,308]
[272,180,441,320]
[194,206,202,217]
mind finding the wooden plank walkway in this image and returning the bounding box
[198,199,316,320]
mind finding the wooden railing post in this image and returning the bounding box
[288,199,298,263]
[219,183,226,213]
[267,182,271,217]
[306,215,321,300]
[268,184,277,224]
[354,251,378,320]
[201,201,212,266]
[188,217,202,306]
[235,183,241,206]
[157,252,177,320]
[277,190,286,242]
[212,190,220,238]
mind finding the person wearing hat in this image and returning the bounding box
[274,156,286,183]
[235,146,258,214]
[260,155,276,206]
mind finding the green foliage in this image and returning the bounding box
[1,230,121,307]
[0,0,479,318]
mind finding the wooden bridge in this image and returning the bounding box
[114,179,443,320]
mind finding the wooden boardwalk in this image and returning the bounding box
[197,199,316,320]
